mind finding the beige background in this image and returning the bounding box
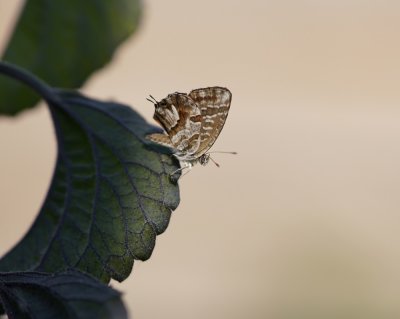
[1,1,400,318]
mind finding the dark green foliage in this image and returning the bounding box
[0,1,180,316]
[0,270,128,319]
[0,0,141,115]
[0,80,180,283]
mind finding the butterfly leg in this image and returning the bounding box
[170,162,192,182]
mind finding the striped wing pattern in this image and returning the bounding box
[189,87,231,157]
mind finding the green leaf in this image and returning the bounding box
[0,0,141,115]
[0,270,128,319]
[0,63,180,282]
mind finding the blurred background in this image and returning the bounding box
[1,1,400,318]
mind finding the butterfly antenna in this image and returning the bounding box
[146,95,158,104]
[209,156,220,168]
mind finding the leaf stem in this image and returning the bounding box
[0,61,60,106]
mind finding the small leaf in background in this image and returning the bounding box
[0,270,127,319]
[0,0,142,115]
[0,88,180,283]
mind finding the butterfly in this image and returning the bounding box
[146,86,235,177]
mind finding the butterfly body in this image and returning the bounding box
[147,86,232,171]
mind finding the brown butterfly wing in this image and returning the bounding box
[188,87,232,156]
[152,93,202,158]
[146,133,175,149]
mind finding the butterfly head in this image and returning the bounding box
[199,154,210,166]
[198,154,221,167]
